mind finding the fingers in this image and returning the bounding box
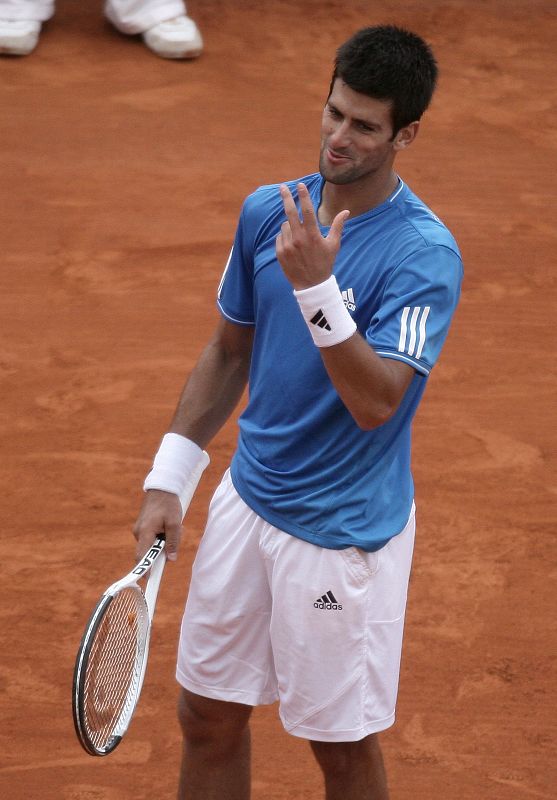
[134,522,165,563]
[133,490,183,562]
[296,183,320,231]
[280,183,347,240]
[135,521,182,563]
[163,518,183,562]
[276,182,348,289]
[279,183,319,234]
[279,184,300,236]
[279,219,292,245]
[328,209,350,245]
[275,218,291,263]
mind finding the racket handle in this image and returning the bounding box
[144,541,166,614]
[107,536,166,594]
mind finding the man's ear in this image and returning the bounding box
[393,121,420,151]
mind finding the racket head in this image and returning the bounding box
[72,584,151,756]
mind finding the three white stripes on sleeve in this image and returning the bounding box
[398,306,430,359]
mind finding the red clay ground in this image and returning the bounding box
[1,1,556,798]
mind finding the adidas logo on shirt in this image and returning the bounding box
[314,590,343,611]
[310,309,331,331]
[341,288,356,312]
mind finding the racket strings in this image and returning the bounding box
[82,587,149,751]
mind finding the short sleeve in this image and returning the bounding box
[367,245,463,375]
[216,202,256,326]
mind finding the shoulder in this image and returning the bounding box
[379,184,464,293]
[393,184,461,259]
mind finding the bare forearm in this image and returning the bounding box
[320,333,414,430]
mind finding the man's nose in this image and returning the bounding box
[328,120,351,150]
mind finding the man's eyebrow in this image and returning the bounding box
[355,117,381,129]
[327,100,382,130]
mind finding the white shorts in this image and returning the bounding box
[177,470,416,742]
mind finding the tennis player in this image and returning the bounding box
[134,25,463,799]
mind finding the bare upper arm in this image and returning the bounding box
[214,316,255,365]
[381,358,416,405]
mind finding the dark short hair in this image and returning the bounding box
[329,25,438,135]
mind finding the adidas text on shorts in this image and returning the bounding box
[176,470,416,742]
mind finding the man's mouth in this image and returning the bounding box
[326,147,352,165]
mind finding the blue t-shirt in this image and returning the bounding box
[217,173,462,551]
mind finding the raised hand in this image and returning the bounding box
[275,182,349,290]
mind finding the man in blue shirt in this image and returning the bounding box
[135,25,462,800]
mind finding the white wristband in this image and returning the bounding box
[143,433,210,520]
[294,275,357,347]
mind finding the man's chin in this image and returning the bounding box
[319,152,359,184]
[319,164,356,185]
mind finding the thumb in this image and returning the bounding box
[327,209,350,245]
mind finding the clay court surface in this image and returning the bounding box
[1,0,556,797]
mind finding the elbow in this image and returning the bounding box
[352,402,397,431]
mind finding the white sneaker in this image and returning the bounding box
[142,15,203,60]
[0,19,41,56]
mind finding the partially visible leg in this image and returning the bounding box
[177,688,253,800]
[310,734,389,800]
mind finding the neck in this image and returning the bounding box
[318,170,399,226]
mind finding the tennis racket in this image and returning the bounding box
[72,535,167,756]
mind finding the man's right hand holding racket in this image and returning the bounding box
[133,489,184,562]
[134,434,211,561]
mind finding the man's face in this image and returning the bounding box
[319,79,399,185]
